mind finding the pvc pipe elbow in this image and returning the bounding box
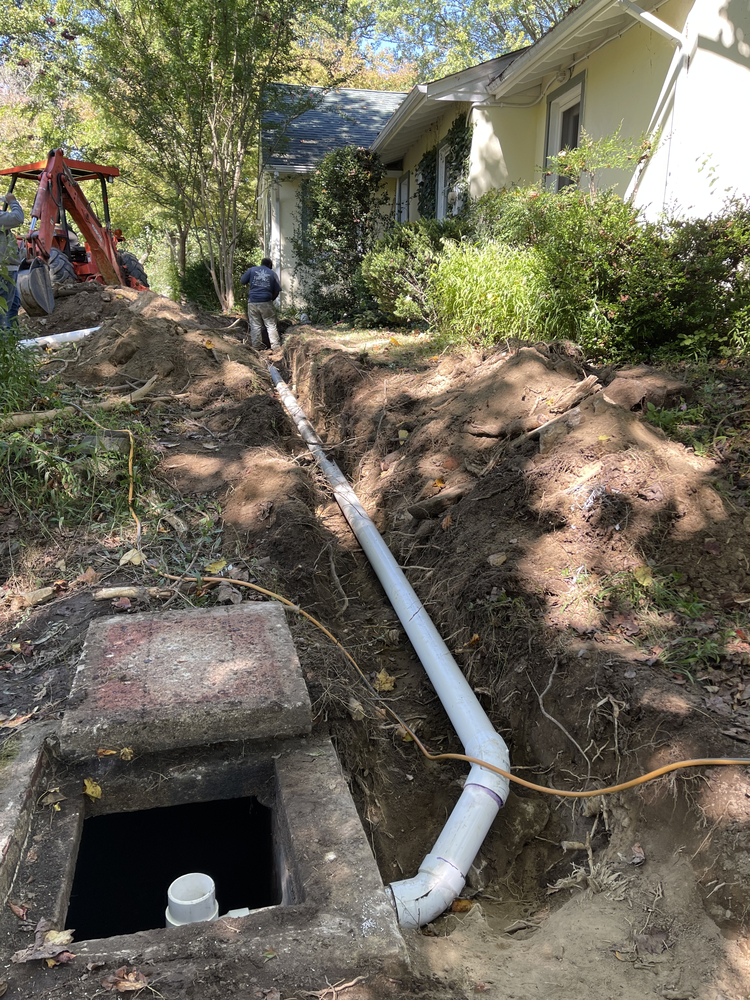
[389,853,466,928]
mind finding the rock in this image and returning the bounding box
[605,366,694,410]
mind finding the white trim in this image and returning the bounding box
[397,173,410,223]
[545,82,582,190]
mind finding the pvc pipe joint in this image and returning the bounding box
[165,873,219,927]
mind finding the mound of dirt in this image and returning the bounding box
[20,284,242,338]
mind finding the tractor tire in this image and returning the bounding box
[118,251,150,288]
[48,248,77,291]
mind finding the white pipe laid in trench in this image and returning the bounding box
[18,326,101,350]
[269,365,511,928]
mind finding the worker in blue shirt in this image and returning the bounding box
[240,257,281,350]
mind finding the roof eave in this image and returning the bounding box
[486,0,618,96]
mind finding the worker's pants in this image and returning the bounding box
[0,272,20,331]
[247,300,280,349]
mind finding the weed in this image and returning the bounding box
[0,332,42,414]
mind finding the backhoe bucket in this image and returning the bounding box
[17,258,55,316]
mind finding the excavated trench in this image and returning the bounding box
[3,300,750,996]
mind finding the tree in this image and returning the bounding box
[291,146,392,315]
[367,0,569,78]
[72,0,311,312]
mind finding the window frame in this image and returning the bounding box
[544,72,586,192]
[397,172,410,223]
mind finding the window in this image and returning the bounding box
[545,73,585,191]
[437,143,452,221]
[397,173,410,223]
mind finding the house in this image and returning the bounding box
[261,0,749,307]
[259,87,406,305]
[373,0,750,221]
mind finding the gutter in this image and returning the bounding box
[268,365,511,928]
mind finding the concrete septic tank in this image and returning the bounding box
[0,605,406,985]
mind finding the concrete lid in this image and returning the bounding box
[59,603,312,760]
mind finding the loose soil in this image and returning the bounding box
[2,289,750,999]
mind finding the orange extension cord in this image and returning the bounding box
[86,408,750,799]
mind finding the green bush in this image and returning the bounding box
[291,146,392,317]
[360,217,468,323]
[429,241,554,343]
[0,332,41,415]
[439,186,750,359]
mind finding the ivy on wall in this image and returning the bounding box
[416,146,437,218]
[415,114,473,220]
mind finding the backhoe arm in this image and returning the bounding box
[30,149,123,285]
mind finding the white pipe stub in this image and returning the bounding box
[165,873,219,927]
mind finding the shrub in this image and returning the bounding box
[291,146,392,316]
[360,217,468,323]
[429,241,554,343]
[0,332,41,415]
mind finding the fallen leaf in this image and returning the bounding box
[433,478,445,489]
[101,966,150,992]
[11,918,75,964]
[704,539,722,556]
[0,981,7,996]
[76,566,101,586]
[204,558,227,575]
[463,633,481,648]
[216,583,242,605]
[118,549,143,567]
[373,668,396,692]
[633,566,653,587]
[83,778,102,802]
[389,337,400,346]
[86,962,105,972]
[0,663,11,671]
[96,749,118,757]
[473,983,491,993]
[111,597,131,610]
[2,712,34,729]
[395,725,414,742]
[9,902,28,920]
[46,952,75,967]
[347,697,365,721]
[201,442,220,451]
[451,899,474,912]
[39,788,66,808]
[204,340,214,350]
[262,948,277,963]
[161,513,187,535]
[441,513,453,530]
[487,552,507,567]
[119,747,134,761]
[398,429,409,443]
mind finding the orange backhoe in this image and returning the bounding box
[0,148,149,316]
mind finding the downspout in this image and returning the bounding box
[269,366,510,928]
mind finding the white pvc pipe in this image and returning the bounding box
[269,365,511,928]
[18,326,101,349]
[165,873,219,927]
